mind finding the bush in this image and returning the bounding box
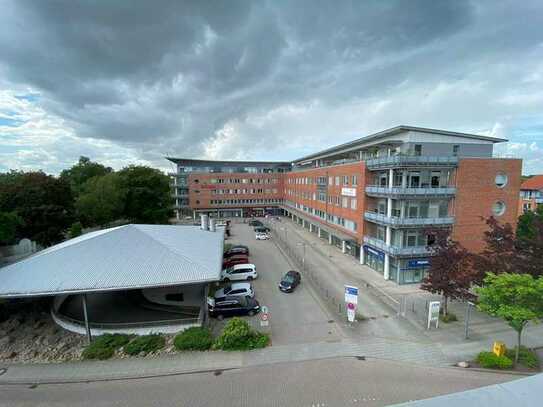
[476,351,513,369]
[68,222,83,238]
[223,243,233,253]
[174,327,213,351]
[82,334,130,360]
[505,346,539,368]
[214,317,269,351]
[124,334,165,356]
[440,313,458,323]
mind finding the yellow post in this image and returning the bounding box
[492,341,506,357]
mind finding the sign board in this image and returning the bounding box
[364,245,385,262]
[407,259,430,268]
[260,305,269,327]
[493,341,506,357]
[345,285,359,323]
[341,187,357,197]
[347,302,356,323]
[427,301,440,329]
[261,306,269,314]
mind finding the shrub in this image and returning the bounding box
[124,334,165,356]
[505,346,539,368]
[214,317,269,351]
[174,327,213,351]
[476,351,513,369]
[440,313,458,323]
[223,243,233,253]
[68,222,83,238]
[82,334,130,360]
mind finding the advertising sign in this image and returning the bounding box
[341,187,357,197]
[345,285,359,323]
[407,259,430,268]
[427,301,440,329]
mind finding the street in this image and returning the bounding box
[0,356,516,407]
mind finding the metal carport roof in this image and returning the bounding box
[0,224,224,298]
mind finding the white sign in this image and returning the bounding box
[341,187,357,197]
[260,305,269,327]
[347,302,356,323]
[344,285,358,305]
[427,301,440,329]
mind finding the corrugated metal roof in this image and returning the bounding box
[0,224,224,298]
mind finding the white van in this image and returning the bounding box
[220,264,257,282]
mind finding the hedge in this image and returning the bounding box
[124,334,165,356]
[213,317,270,351]
[82,334,130,360]
[476,351,513,369]
[505,346,539,368]
[174,327,213,351]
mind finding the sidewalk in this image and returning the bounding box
[266,216,543,362]
[0,338,455,385]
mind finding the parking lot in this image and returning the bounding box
[211,220,343,346]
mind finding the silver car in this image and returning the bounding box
[214,282,254,300]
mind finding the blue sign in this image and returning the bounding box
[407,259,430,268]
[345,286,358,296]
[364,245,385,261]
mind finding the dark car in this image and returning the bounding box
[248,220,263,227]
[254,226,270,233]
[224,245,250,257]
[208,296,260,320]
[278,270,301,293]
[222,254,249,269]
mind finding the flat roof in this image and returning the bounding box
[293,125,508,163]
[166,157,291,166]
[0,224,224,298]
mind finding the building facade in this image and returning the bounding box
[518,175,543,215]
[168,126,522,284]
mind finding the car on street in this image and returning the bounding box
[224,245,249,257]
[222,254,249,269]
[249,220,264,227]
[221,263,257,282]
[208,296,261,319]
[254,226,270,233]
[255,232,270,240]
[278,270,301,293]
[214,282,254,300]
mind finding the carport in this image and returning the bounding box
[0,224,224,341]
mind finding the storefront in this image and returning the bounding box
[363,245,385,274]
[398,258,430,284]
[345,240,360,260]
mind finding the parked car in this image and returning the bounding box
[255,232,270,240]
[222,254,249,269]
[278,270,301,292]
[214,282,254,300]
[221,264,257,282]
[249,220,263,227]
[254,226,270,233]
[224,245,249,257]
[208,296,260,319]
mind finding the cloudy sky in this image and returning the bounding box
[1,0,542,175]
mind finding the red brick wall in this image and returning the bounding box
[283,162,367,242]
[452,158,521,253]
[188,172,284,210]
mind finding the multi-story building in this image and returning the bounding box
[168,126,522,284]
[166,158,290,218]
[518,175,543,214]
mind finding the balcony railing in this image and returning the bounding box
[365,155,458,169]
[365,185,456,197]
[363,236,433,256]
[364,212,454,227]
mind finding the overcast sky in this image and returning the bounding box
[1,0,542,175]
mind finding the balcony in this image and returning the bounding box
[363,236,433,256]
[364,212,454,228]
[365,155,458,170]
[365,185,456,198]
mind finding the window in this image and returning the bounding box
[495,173,508,188]
[492,201,506,216]
[335,176,340,186]
[343,175,349,185]
[414,144,422,156]
[350,198,357,210]
[342,197,348,208]
[453,145,460,156]
[165,293,184,302]
[352,175,357,186]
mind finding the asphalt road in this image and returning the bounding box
[217,222,342,345]
[0,357,516,407]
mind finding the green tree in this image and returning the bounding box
[0,171,74,246]
[517,206,543,241]
[476,273,543,364]
[118,166,172,224]
[0,211,24,244]
[60,156,112,196]
[76,173,126,227]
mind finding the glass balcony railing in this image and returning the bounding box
[365,155,458,169]
[363,236,433,256]
[364,211,454,227]
[365,185,456,197]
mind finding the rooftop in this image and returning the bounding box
[0,224,224,298]
[521,175,543,190]
[166,157,290,166]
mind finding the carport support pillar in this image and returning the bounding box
[341,240,346,254]
[317,227,322,238]
[82,293,92,344]
[328,234,333,245]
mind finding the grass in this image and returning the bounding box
[82,334,130,360]
[174,327,213,351]
[124,334,165,356]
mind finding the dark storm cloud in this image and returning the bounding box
[1,0,542,170]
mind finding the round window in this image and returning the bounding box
[495,173,508,188]
[492,201,506,216]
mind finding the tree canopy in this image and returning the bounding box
[60,156,112,196]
